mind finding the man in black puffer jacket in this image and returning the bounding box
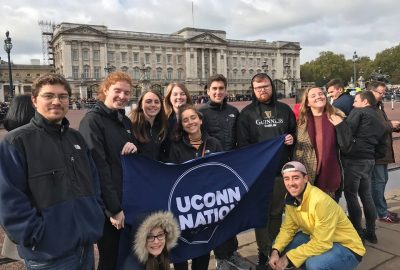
[199,74,251,270]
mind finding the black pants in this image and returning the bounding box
[174,253,210,270]
[214,236,238,259]
[97,218,120,270]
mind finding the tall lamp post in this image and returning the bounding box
[4,31,13,99]
[139,64,150,94]
[261,61,269,74]
[352,51,358,87]
[104,63,115,75]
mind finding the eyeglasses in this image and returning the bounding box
[373,90,385,96]
[254,85,272,92]
[146,232,166,242]
[39,93,70,102]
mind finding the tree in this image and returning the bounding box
[301,51,351,86]
[373,44,400,83]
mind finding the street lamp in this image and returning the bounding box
[104,63,115,74]
[261,61,268,74]
[352,51,358,86]
[4,31,13,99]
[139,64,150,94]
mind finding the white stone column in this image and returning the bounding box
[216,50,221,74]
[185,48,191,79]
[0,83,4,102]
[202,49,205,80]
[209,49,213,75]
[80,85,88,99]
[193,49,198,79]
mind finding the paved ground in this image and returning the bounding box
[1,99,400,269]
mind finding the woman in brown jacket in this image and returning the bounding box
[294,87,352,200]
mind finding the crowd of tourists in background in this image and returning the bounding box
[0,70,399,270]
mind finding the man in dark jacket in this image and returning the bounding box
[369,81,400,223]
[236,73,296,270]
[343,90,386,244]
[326,79,354,116]
[0,73,104,269]
[199,74,250,270]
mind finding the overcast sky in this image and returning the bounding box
[1,0,399,65]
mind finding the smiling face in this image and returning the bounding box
[307,87,326,112]
[283,171,308,200]
[103,81,131,110]
[32,84,69,124]
[146,227,166,257]
[142,92,162,121]
[170,86,187,113]
[181,108,202,136]
[208,81,227,104]
[327,86,342,100]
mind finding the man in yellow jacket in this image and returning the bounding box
[268,161,365,270]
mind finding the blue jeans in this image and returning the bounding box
[371,164,389,218]
[284,232,360,270]
[343,158,377,234]
[25,245,94,270]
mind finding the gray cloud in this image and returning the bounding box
[0,0,399,64]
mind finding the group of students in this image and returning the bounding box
[0,70,398,270]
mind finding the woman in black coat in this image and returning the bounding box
[168,104,222,270]
[79,71,137,270]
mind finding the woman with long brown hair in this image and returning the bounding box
[163,82,193,140]
[294,87,352,200]
[130,89,168,161]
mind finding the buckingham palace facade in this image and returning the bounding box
[51,22,301,99]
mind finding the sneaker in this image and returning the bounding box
[379,215,400,223]
[226,252,252,270]
[388,211,399,218]
[256,252,268,270]
[363,229,378,244]
[216,259,232,270]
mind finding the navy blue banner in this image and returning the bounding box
[121,136,284,263]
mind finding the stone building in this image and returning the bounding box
[0,59,53,102]
[51,22,301,99]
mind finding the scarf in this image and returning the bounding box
[307,113,341,192]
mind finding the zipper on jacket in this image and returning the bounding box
[70,156,78,188]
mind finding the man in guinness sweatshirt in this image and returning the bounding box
[236,73,296,270]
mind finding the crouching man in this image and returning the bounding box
[268,161,365,270]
